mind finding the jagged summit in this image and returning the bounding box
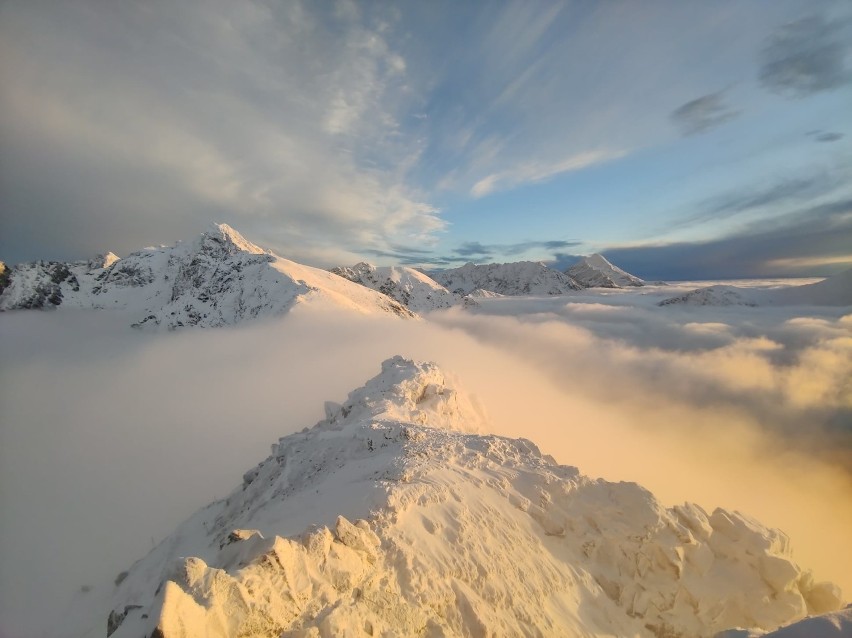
[319,355,487,433]
[566,253,645,288]
[200,222,268,256]
[433,260,582,296]
[0,224,414,326]
[330,262,460,313]
[91,356,841,638]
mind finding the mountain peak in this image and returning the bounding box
[567,253,645,288]
[320,355,487,433]
[200,222,268,256]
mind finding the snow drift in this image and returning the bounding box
[96,357,841,638]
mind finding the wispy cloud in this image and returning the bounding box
[470,150,626,198]
[807,130,845,143]
[453,239,579,258]
[0,0,440,265]
[679,168,848,228]
[670,91,740,136]
[601,197,852,279]
[759,15,852,98]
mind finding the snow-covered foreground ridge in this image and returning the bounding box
[100,357,842,638]
[0,224,413,327]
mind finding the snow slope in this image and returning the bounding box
[717,606,852,637]
[0,224,414,327]
[433,261,582,296]
[89,357,841,638]
[330,262,460,313]
[566,253,645,288]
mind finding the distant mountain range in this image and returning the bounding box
[659,270,852,307]
[0,224,414,328]
[0,229,655,325]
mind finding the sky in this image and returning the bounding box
[1,0,851,278]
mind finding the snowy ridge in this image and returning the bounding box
[92,357,841,638]
[330,262,461,313]
[0,224,414,327]
[659,269,852,308]
[432,261,582,296]
[566,253,645,288]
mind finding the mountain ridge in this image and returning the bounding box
[84,357,842,638]
[0,224,415,327]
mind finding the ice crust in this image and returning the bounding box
[97,357,841,638]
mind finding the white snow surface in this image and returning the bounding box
[432,261,582,296]
[566,253,646,288]
[330,262,461,313]
[87,356,842,638]
[0,224,414,327]
[716,606,852,637]
[659,269,852,308]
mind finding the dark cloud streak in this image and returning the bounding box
[759,15,852,97]
[670,91,740,136]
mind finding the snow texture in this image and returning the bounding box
[92,357,841,638]
[330,262,461,313]
[432,261,582,296]
[659,269,852,308]
[566,253,646,288]
[716,605,852,637]
[0,224,415,327]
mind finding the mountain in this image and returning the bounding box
[659,269,852,308]
[432,261,582,296]
[89,356,841,638]
[0,224,414,327]
[330,262,460,313]
[566,253,645,288]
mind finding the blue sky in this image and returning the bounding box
[1,0,850,278]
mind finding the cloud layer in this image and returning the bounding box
[2,294,851,635]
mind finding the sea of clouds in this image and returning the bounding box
[1,287,850,636]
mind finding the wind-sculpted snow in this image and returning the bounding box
[0,224,414,327]
[330,262,461,313]
[96,357,841,638]
[433,261,582,296]
[566,253,645,288]
[659,269,852,308]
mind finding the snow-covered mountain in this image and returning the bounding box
[330,262,460,313]
[0,224,414,327]
[659,269,852,308]
[433,261,582,296]
[566,253,645,288]
[89,356,841,638]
